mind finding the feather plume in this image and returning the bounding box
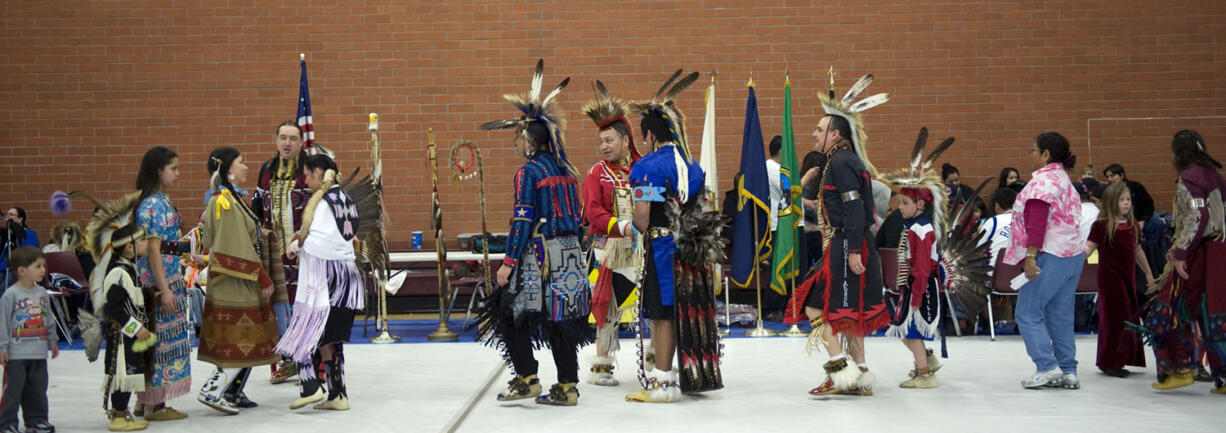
[541,77,570,108]
[480,119,525,131]
[663,71,701,104]
[529,59,544,103]
[482,59,576,176]
[583,80,625,124]
[841,74,875,107]
[652,69,684,104]
[909,127,929,173]
[848,92,890,113]
[594,80,609,99]
[921,137,956,172]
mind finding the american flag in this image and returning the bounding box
[297,58,316,151]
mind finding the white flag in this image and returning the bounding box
[698,81,724,297]
[699,82,719,210]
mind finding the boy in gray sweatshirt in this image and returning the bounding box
[0,247,58,433]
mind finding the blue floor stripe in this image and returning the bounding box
[56,319,1030,351]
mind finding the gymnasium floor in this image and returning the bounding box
[43,320,1221,433]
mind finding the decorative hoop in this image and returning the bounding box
[450,140,480,181]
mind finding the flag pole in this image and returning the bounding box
[780,67,808,338]
[707,70,730,337]
[719,275,730,336]
[744,200,776,337]
[743,71,776,337]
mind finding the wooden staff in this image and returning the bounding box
[367,113,400,343]
[427,128,458,341]
[449,141,491,298]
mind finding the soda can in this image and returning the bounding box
[412,231,423,249]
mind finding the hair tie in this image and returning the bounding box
[1064,153,1078,167]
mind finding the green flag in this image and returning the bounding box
[770,80,802,295]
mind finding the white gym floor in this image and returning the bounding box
[45,335,1222,433]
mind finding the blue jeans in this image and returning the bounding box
[274,301,292,336]
[1015,252,1084,373]
[187,286,205,327]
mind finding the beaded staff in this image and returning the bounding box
[427,128,458,341]
[449,140,492,295]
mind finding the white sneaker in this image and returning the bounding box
[1021,368,1064,389]
[197,369,239,415]
[1055,373,1079,389]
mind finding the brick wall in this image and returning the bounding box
[2,0,1224,250]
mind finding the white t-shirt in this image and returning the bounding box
[979,212,1013,272]
[766,158,782,231]
[303,199,357,261]
[1078,202,1099,242]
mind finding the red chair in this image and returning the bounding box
[985,253,1097,341]
[986,252,1024,341]
[1076,263,1098,294]
[42,252,91,344]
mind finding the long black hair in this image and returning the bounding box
[1036,132,1076,169]
[524,121,552,154]
[998,167,1019,189]
[135,146,178,205]
[207,147,242,191]
[1172,129,1221,172]
[8,207,27,228]
[640,111,673,146]
[941,163,960,183]
[303,154,338,174]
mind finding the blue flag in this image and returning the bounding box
[730,85,772,287]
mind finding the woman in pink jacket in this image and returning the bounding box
[1004,132,1086,391]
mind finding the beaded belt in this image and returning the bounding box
[160,240,189,256]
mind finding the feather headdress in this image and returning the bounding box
[74,191,143,315]
[480,59,576,177]
[628,69,701,163]
[878,127,953,244]
[821,72,890,177]
[582,80,639,160]
[878,127,995,324]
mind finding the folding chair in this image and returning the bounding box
[986,253,1024,341]
[42,252,90,344]
[1075,262,1099,332]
